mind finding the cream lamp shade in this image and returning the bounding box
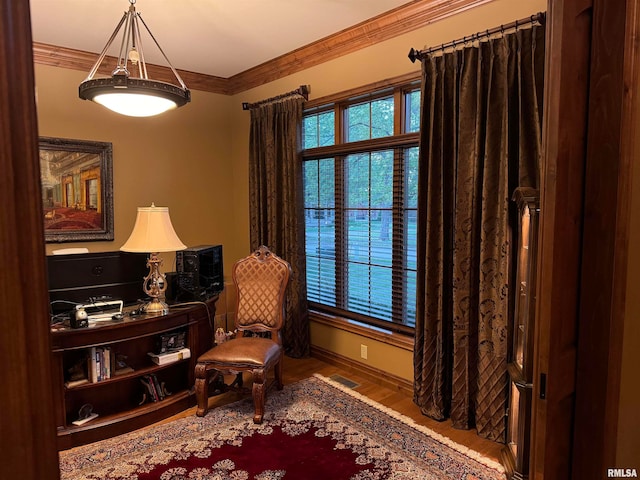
[120,203,185,314]
[120,204,186,253]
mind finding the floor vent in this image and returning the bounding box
[329,374,360,389]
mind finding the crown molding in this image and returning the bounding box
[32,42,230,95]
[32,0,494,96]
[226,0,494,94]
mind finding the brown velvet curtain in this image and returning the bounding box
[248,97,310,358]
[413,25,545,442]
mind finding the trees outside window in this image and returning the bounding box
[303,83,420,333]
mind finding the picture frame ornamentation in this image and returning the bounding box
[39,137,114,243]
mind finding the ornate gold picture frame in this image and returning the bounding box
[39,137,114,243]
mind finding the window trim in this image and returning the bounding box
[302,132,419,160]
[310,301,416,336]
[303,74,421,334]
[304,72,420,111]
[310,309,414,351]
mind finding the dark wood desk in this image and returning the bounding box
[50,297,217,450]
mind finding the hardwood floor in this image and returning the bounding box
[164,355,504,464]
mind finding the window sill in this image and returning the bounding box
[309,310,414,351]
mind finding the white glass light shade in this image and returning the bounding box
[94,92,177,117]
[120,204,186,253]
[79,77,189,117]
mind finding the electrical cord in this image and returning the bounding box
[49,300,81,325]
[168,300,214,332]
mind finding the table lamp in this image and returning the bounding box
[120,203,186,314]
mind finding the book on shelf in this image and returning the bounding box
[104,347,111,379]
[139,374,167,403]
[147,347,191,365]
[95,347,101,381]
[151,374,165,401]
[88,346,114,382]
[140,375,159,402]
[88,347,96,383]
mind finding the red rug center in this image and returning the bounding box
[137,425,378,479]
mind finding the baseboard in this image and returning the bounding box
[310,345,414,397]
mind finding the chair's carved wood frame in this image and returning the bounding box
[194,246,291,423]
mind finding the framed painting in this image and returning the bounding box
[39,137,114,243]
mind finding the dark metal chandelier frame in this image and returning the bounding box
[78,0,190,115]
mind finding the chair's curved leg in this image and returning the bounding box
[195,363,210,417]
[251,368,267,424]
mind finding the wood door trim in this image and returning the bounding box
[610,0,640,465]
[573,0,638,474]
[533,0,637,478]
[0,1,61,478]
[530,1,592,478]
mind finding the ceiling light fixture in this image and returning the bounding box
[78,0,190,117]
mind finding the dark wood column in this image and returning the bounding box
[0,1,60,479]
[573,0,639,476]
[533,0,639,478]
[531,1,592,477]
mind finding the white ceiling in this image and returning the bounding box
[29,0,412,78]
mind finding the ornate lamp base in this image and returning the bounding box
[142,252,169,315]
[144,298,169,314]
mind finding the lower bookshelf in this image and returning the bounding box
[50,297,217,450]
[58,390,192,445]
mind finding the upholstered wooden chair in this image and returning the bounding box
[194,245,291,424]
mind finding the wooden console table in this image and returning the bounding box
[50,297,217,450]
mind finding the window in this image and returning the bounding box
[303,82,420,334]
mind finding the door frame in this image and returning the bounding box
[532,0,639,478]
[0,1,61,479]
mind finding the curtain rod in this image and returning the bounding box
[242,85,310,110]
[408,12,545,63]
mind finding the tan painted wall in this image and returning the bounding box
[310,321,414,380]
[36,64,237,276]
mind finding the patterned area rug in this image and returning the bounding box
[59,374,505,480]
